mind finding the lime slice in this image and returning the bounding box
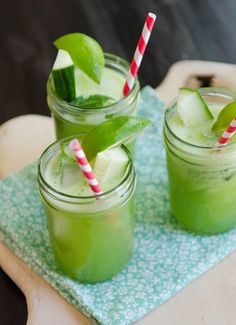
[212,101,236,133]
[81,116,151,161]
[54,33,105,84]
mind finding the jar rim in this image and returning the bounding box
[38,134,135,202]
[47,52,140,114]
[164,87,236,151]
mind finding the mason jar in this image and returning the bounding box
[163,88,236,234]
[47,53,140,139]
[37,135,136,282]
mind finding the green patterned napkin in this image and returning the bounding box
[1,87,236,325]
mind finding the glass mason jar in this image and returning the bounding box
[37,135,136,283]
[47,53,140,140]
[164,88,236,234]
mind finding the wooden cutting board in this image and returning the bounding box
[1,60,236,325]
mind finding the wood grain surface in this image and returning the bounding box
[1,1,236,324]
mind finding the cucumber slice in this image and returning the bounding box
[93,147,129,184]
[52,49,76,101]
[177,88,213,127]
[93,151,110,183]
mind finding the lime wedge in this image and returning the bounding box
[81,116,151,161]
[212,101,236,133]
[54,33,105,84]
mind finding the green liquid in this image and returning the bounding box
[165,94,236,234]
[39,143,135,282]
[48,63,139,140]
[166,150,236,234]
[42,194,134,282]
[52,112,100,140]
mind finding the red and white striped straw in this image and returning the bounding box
[69,139,102,194]
[216,117,236,146]
[123,12,156,97]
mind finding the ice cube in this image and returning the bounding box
[60,163,82,187]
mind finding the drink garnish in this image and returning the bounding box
[50,144,75,175]
[52,49,76,101]
[93,147,129,185]
[177,88,213,127]
[82,115,151,161]
[71,94,115,108]
[54,33,105,84]
[212,101,236,134]
[53,116,150,188]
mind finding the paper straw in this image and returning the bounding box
[216,117,236,146]
[69,139,102,194]
[123,12,156,96]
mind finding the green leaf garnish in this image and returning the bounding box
[52,144,75,175]
[71,94,116,108]
[82,115,151,161]
[212,101,236,134]
[54,33,105,84]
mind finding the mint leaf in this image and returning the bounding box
[51,144,75,176]
[71,95,116,108]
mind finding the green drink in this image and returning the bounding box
[164,88,236,234]
[47,33,139,140]
[38,136,136,283]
